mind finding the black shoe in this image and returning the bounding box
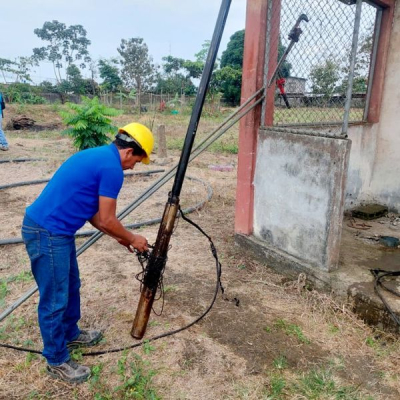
[46,359,90,384]
[67,329,103,349]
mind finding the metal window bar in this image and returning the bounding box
[263,0,378,135]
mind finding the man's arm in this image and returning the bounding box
[89,196,148,252]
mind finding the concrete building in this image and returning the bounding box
[234,0,399,329]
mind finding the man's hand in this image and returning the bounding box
[117,235,148,253]
[130,234,149,253]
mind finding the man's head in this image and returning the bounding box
[113,123,154,170]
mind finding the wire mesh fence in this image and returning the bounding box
[267,0,378,134]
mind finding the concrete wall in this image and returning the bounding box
[346,2,400,212]
[253,129,351,271]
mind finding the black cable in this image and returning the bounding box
[370,269,400,327]
[0,208,228,356]
[0,158,45,164]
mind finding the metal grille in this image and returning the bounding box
[266,0,378,134]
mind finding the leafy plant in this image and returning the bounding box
[143,340,155,355]
[60,96,122,150]
[115,353,159,399]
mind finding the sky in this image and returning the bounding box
[1,0,247,84]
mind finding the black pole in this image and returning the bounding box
[131,0,232,339]
[171,0,232,197]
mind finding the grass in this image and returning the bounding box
[273,355,288,370]
[166,133,238,155]
[88,352,160,399]
[264,367,371,399]
[0,271,34,307]
[115,352,159,399]
[274,318,310,344]
[0,315,29,341]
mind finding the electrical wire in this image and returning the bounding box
[370,269,400,327]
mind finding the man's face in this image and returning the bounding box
[121,149,145,170]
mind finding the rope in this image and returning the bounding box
[0,207,233,356]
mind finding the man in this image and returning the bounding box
[21,122,154,383]
[0,91,9,151]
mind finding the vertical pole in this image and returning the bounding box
[342,0,363,135]
[235,0,281,235]
[261,0,273,125]
[363,8,382,121]
[171,0,231,197]
[157,124,167,158]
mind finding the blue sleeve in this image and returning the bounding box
[98,168,123,199]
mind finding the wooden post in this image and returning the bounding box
[157,125,167,158]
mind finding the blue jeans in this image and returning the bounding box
[0,114,8,147]
[21,214,81,366]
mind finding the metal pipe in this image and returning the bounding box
[341,0,363,135]
[363,7,382,121]
[261,0,273,125]
[0,170,165,191]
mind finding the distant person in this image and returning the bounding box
[22,123,154,384]
[0,91,8,151]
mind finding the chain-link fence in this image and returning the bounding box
[38,91,225,115]
[265,0,379,134]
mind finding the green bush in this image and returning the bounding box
[3,83,47,104]
[60,96,122,151]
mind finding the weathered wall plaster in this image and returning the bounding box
[346,2,400,211]
[253,129,351,271]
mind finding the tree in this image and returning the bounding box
[153,56,197,96]
[0,57,37,83]
[33,21,91,83]
[221,30,244,69]
[162,56,185,74]
[195,40,211,63]
[66,64,84,94]
[154,73,196,96]
[117,37,155,112]
[339,26,373,94]
[310,58,341,98]
[182,60,204,79]
[211,66,242,105]
[98,59,122,92]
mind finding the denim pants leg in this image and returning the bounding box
[21,215,81,366]
[0,114,8,147]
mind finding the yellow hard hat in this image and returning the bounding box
[118,123,154,164]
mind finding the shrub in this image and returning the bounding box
[60,96,122,150]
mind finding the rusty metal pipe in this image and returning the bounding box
[131,198,179,339]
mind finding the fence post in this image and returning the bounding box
[157,124,167,158]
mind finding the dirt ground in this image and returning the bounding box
[0,106,400,399]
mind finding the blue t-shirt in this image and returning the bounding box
[27,144,124,235]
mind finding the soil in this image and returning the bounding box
[0,106,399,399]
